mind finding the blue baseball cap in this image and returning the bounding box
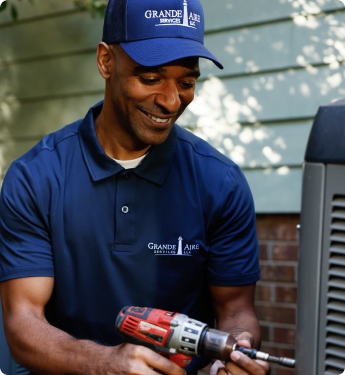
[102,0,223,69]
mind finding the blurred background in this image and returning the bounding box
[0,1,345,374]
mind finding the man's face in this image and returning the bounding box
[106,45,200,149]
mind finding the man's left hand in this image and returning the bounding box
[210,333,270,375]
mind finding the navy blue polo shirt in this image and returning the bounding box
[0,101,260,371]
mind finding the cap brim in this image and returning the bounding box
[120,38,223,69]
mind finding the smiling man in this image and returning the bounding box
[95,44,201,158]
[0,1,269,375]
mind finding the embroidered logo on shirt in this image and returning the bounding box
[148,236,199,256]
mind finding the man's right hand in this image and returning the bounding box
[106,343,186,375]
[0,277,185,375]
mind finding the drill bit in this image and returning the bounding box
[234,346,295,368]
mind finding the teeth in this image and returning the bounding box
[147,113,169,123]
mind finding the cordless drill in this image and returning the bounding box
[116,306,295,368]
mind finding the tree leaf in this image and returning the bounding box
[10,4,18,21]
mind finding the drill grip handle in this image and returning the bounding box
[169,353,192,368]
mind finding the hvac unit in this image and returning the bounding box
[296,98,345,375]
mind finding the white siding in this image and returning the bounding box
[192,0,345,212]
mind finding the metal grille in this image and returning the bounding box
[325,195,345,375]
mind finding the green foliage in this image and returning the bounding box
[71,0,108,18]
[0,0,28,21]
[0,0,108,21]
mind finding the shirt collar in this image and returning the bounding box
[79,101,177,185]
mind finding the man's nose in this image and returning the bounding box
[154,81,181,114]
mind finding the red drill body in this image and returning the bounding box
[116,306,295,369]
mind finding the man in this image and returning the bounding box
[0,0,269,374]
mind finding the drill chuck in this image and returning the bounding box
[200,328,236,361]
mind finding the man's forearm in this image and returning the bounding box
[209,284,262,350]
[215,309,261,349]
[4,310,184,375]
[5,312,112,375]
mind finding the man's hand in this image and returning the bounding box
[109,343,186,375]
[210,333,270,375]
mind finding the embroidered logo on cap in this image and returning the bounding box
[144,0,201,29]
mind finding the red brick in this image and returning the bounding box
[267,365,294,375]
[259,243,269,260]
[259,344,295,359]
[273,244,299,261]
[260,325,270,342]
[260,264,296,282]
[254,214,299,371]
[275,367,295,375]
[273,327,296,345]
[256,222,276,240]
[275,285,297,303]
[256,215,300,241]
[275,223,299,241]
[257,222,299,241]
[255,304,296,325]
[256,284,272,301]
[256,214,299,224]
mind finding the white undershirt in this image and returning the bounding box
[113,153,148,169]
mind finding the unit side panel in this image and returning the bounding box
[295,163,325,375]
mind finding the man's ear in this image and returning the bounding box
[97,42,113,79]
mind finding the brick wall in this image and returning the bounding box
[255,214,300,375]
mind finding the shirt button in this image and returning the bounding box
[123,173,131,179]
[121,206,129,214]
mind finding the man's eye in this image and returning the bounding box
[139,76,159,85]
[180,81,196,89]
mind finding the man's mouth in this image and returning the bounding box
[146,112,170,124]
